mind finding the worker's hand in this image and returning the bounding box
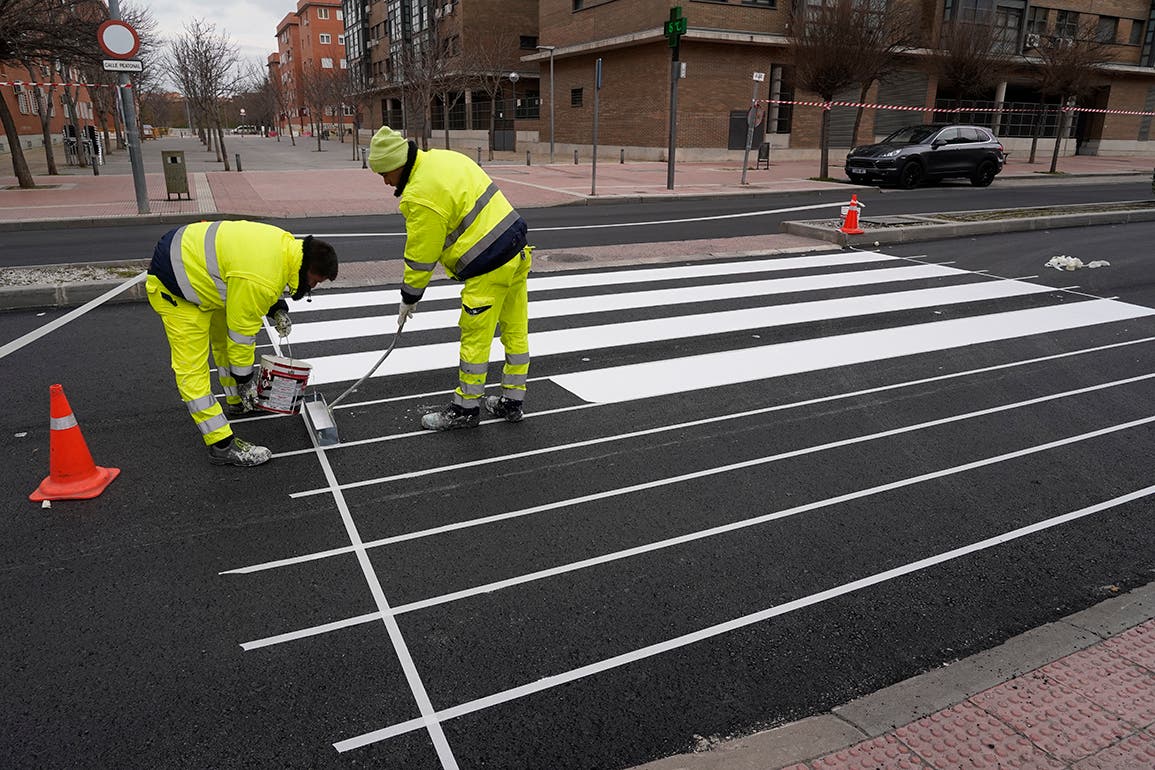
[237,374,259,412]
[271,309,292,338]
[398,301,416,327]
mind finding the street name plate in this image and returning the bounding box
[102,59,143,72]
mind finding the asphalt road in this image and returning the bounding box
[0,179,1151,267]
[2,223,1154,768]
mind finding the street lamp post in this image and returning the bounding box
[537,45,556,164]
[508,71,519,152]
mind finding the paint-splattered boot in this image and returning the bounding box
[420,403,481,431]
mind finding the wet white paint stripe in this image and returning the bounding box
[303,279,1057,386]
[240,397,1155,652]
[287,263,966,343]
[299,402,460,768]
[553,299,1155,403]
[287,252,896,314]
[332,482,1155,752]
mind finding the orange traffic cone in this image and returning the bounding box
[840,194,865,235]
[29,384,120,502]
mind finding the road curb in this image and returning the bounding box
[781,204,1155,247]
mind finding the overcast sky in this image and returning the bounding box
[147,0,290,68]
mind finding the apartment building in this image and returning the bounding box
[272,0,349,134]
[338,0,1155,159]
[0,60,98,158]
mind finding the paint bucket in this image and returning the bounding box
[256,354,312,414]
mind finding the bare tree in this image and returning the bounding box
[461,20,518,157]
[0,0,105,187]
[23,62,62,174]
[1032,19,1111,173]
[166,19,241,170]
[848,0,922,147]
[931,10,1007,111]
[788,0,883,178]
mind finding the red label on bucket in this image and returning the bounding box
[257,355,312,414]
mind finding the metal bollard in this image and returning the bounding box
[1151,168,1154,197]
[235,153,242,172]
[526,150,531,166]
[574,149,579,164]
[620,148,625,164]
[477,146,482,165]
[361,148,367,169]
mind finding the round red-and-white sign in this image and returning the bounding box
[98,20,140,59]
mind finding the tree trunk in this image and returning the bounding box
[851,81,872,149]
[218,124,231,171]
[0,94,36,188]
[62,88,86,168]
[287,114,296,146]
[1049,97,1068,174]
[443,91,451,149]
[819,106,831,179]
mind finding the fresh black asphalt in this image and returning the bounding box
[2,226,1154,768]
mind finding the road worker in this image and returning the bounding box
[367,125,532,431]
[146,221,338,466]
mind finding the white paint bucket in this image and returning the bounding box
[256,354,312,414]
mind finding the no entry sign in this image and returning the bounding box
[97,20,140,59]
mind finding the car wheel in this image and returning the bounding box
[971,160,996,187]
[898,161,922,189]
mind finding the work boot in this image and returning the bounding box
[208,437,272,467]
[482,395,524,423]
[420,403,480,431]
[225,400,256,418]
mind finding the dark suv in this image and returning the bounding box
[845,124,1006,189]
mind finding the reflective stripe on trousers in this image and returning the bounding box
[453,247,532,408]
[145,274,234,446]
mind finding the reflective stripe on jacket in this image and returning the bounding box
[149,221,302,378]
[398,149,526,303]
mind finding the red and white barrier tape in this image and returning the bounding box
[755,98,1155,117]
[1,80,132,89]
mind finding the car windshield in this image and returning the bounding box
[882,126,940,145]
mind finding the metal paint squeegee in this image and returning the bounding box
[304,318,407,447]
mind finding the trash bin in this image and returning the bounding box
[756,142,770,170]
[162,151,190,200]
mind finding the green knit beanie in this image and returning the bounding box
[368,126,409,173]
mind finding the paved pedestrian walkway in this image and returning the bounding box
[1,134,1151,224]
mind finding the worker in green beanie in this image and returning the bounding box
[368,125,532,431]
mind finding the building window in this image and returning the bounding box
[1055,10,1078,38]
[318,7,329,19]
[340,58,347,68]
[320,33,331,44]
[1026,6,1047,35]
[321,57,334,68]
[337,9,344,19]
[573,0,582,9]
[741,0,775,6]
[338,34,345,44]
[1098,16,1118,43]
[571,87,583,107]
[1130,20,1145,46]
[520,35,538,49]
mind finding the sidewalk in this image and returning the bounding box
[1,134,1152,225]
[637,584,1155,770]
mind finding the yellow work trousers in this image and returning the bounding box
[454,246,532,409]
[146,275,236,446]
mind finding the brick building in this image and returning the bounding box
[272,0,349,135]
[333,0,1155,159]
[0,60,98,159]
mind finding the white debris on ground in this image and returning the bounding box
[1044,255,1111,271]
[0,265,138,287]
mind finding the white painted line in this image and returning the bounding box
[287,263,967,343]
[298,405,459,769]
[311,201,849,241]
[0,272,145,360]
[553,299,1155,403]
[303,279,1059,386]
[291,369,1155,499]
[287,252,898,314]
[241,396,1155,652]
[333,482,1155,752]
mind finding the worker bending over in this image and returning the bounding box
[146,220,338,466]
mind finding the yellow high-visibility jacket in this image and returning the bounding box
[398,149,526,304]
[152,220,301,378]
